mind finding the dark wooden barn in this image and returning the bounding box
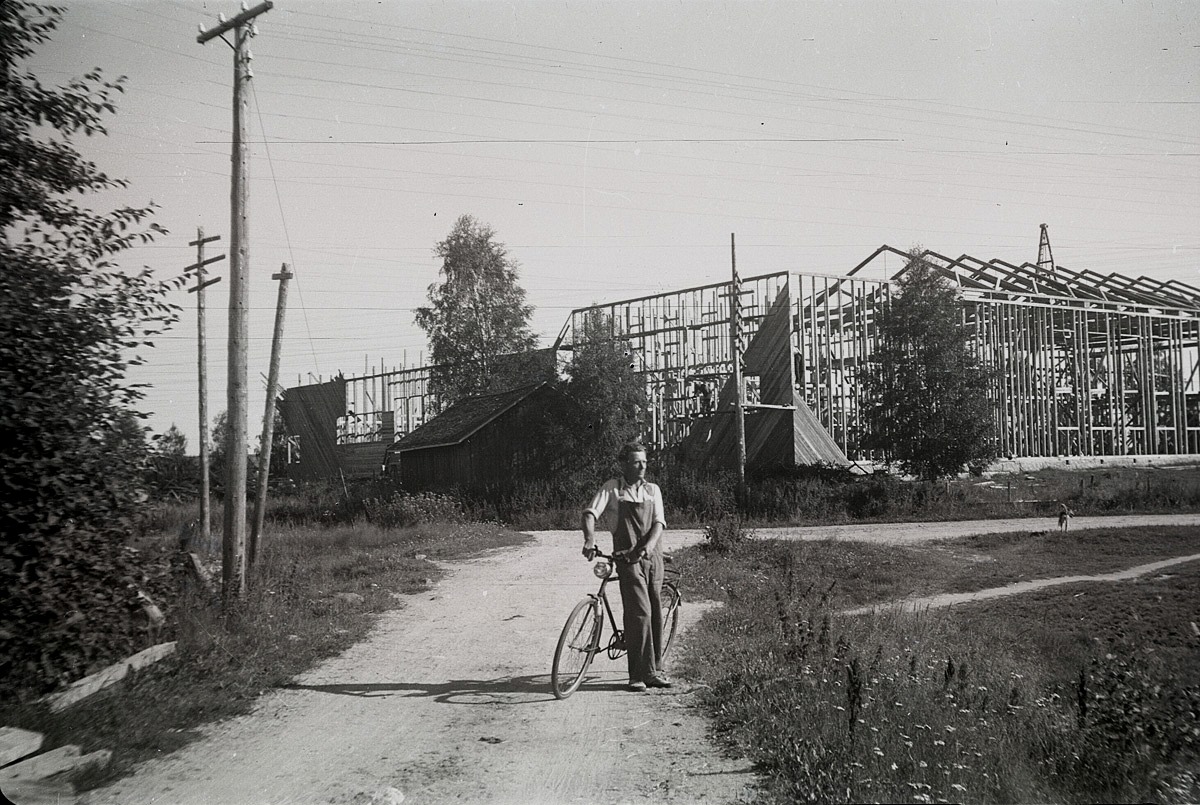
[386,382,576,492]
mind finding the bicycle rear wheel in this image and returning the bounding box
[552,598,602,699]
[660,582,682,660]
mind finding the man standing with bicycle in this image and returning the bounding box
[581,442,672,692]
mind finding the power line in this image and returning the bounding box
[250,81,321,375]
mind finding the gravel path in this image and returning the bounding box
[83,530,752,805]
[80,513,1198,804]
[747,512,1200,545]
[841,552,1200,616]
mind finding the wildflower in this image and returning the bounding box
[904,741,913,748]
[951,783,967,792]
[945,725,956,732]
[873,747,884,757]
[934,739,945,746]
[890,762,898,771]
[833,705,845,711]
[919,760,928,768]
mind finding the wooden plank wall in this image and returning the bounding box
[277,379,345,481]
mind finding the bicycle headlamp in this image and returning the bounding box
[593,560,611,579]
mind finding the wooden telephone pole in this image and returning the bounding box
[249,263,292,570]
[198,0,273,602]
[730,233,747,497]
[185,228,224,554]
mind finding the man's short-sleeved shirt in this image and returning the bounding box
[584,477,666,530]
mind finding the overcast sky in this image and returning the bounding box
[28,0,1200,450]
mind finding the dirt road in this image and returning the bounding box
[83,513,1198,805]
[752,512,1200,545]
[841,551,1200,616]
[84,530,754,805]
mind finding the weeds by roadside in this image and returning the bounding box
[148,463,1200,537]
[0,520,530,792]
[673,533,1200,804]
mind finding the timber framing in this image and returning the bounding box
[280,245,1200,479]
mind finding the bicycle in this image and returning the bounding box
[551,548,682,700]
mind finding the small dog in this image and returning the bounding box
[1058,504,1074,532]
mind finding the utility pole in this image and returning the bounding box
[185,228,224,555]
[198,0,273,603]
[250,263,292,571]
[730,233,747,499]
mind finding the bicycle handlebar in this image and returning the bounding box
[588,548,674,565]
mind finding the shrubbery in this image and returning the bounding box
[678,545,1200,804]
[1,2,184,701]
[362,492,465,528]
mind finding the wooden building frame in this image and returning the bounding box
[280,245,1200,478]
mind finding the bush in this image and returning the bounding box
[702,514,752,554]
[362,492,465,528]
[1055,651,1200,803]
[676,540,1200,804]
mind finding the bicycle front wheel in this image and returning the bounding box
[660,582,682,660]
[552,597,602,699]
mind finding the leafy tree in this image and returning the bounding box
[146,424,198,500]
[559,308,649,483]
[0,1,182,699]
[859,249,996,480]
[414,215,537,409]
[152,423,188,457]
[208,409,230,492]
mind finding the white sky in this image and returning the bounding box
[28,0,1200,450]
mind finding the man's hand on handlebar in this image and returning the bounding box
[582,540,597,561]
[617,546,645,564]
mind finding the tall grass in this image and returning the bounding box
[675,535,1200,804]
[0,519,530,791]
[141,463,1200,537]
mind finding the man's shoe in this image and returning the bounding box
[627,680,647,692]
[645,675,673,689]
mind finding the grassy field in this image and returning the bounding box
[0,520,530,791]
[671,527,1200,804]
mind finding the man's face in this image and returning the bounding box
[621,451,647,484]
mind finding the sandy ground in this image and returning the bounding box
[82,530,755,805]
[80,513,1200,805]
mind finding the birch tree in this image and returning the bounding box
[415,215,537,408]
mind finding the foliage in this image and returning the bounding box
[673,537,1200,804]
[362,491,465,528]
[0,520,532,791]
[145,424,199,500]
[859,248,996,480]
[701,514,752,554]
[556,307,650,486]
[414,214,537,409]
[0,1,182,700]
[151,424,187,456]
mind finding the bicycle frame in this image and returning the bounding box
[552,548,683,699]
[590,550,626,656]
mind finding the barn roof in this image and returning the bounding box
[392,382,547,453]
